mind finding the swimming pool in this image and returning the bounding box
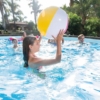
[0,36,100,100]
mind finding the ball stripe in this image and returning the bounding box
[46,8,68,38]
[37,6,58,36]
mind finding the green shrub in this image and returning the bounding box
[67,12,82,35]
[84,17,100,37]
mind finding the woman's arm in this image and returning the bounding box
[30,30,64,67]
[33,40,61,66]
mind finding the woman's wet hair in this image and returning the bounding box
[23,36,36,68]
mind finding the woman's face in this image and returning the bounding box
[29,39,40,53]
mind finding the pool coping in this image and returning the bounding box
[0,34,100,40]
[65,35,100,40]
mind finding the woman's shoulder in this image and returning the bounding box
[28,56,42,65]
[28,57,42,69]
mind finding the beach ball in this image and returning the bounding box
[37,6,69,38]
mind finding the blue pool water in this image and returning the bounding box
[0,37,100,100]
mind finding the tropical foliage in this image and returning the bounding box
[0,0,25,30]
[62,0,100,37]
[67,12,82,35]
[28,0,41,25]
[0,0,100,36]
[84,18,100,36]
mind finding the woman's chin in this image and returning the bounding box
[35,50,39,53]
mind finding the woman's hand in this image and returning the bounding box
[52,29,64,43]
[56,29,65,43]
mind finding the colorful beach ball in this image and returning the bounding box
[37,6,69,38]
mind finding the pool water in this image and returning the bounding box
[0,37,100,100]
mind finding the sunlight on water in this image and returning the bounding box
[0,37,100,100]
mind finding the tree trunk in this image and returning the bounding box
[0,6,6,30]
[34,13,37,24]
[70,0,74,7]
[3,6,9,25]
[34,13,37,30]
[82,15,86,25]
[11,0,15,27]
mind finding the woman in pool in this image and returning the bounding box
[9,31,27,49]
[9,31,27,42]
[23,30,64,79]
[12,38,18,49]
